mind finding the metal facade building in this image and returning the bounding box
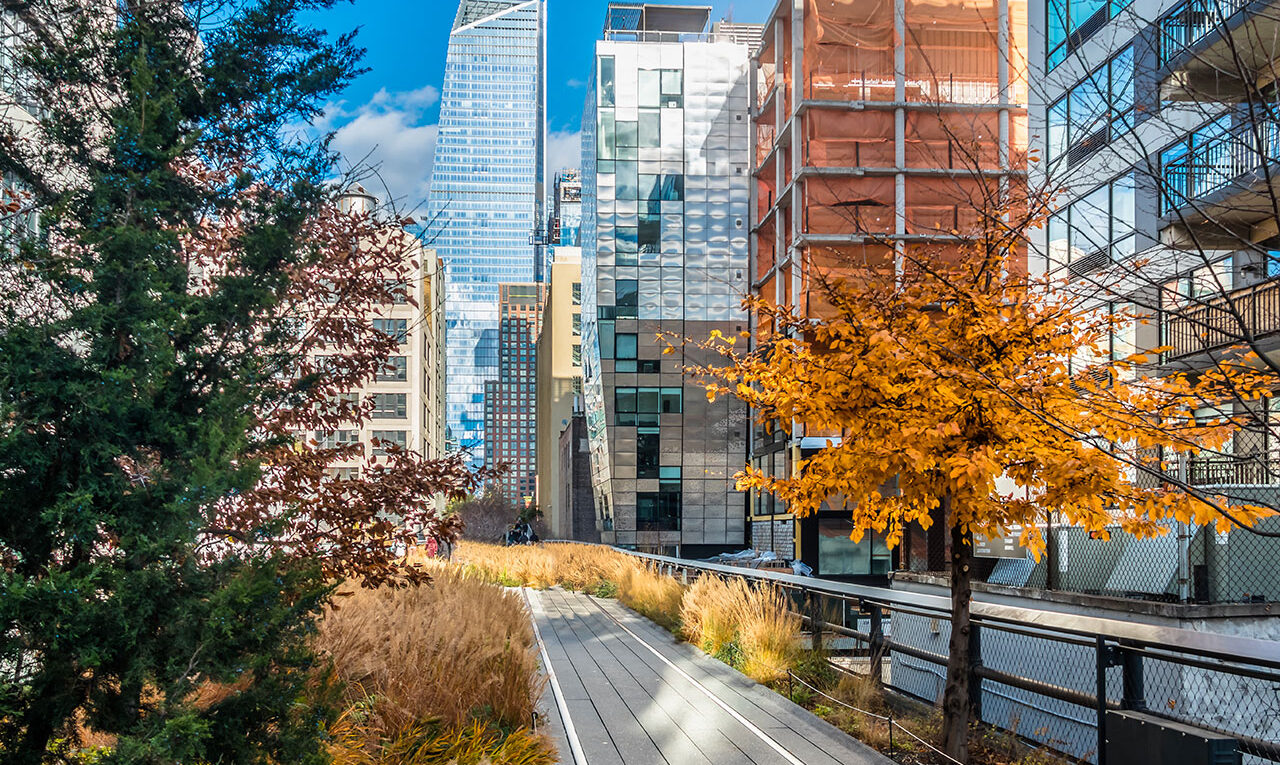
[580,2,760,553]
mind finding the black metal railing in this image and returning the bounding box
[1164,277,1280,358]
[597,545,1280,765]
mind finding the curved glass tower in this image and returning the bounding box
[426,0,545,464]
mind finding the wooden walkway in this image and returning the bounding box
[525,587,893,765]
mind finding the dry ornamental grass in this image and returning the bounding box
[315,561,555,764]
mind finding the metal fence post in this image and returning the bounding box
[1120,647,1146,711]
[806,589,822,651]
[1046,514,1060,590]
[1095,635,1109,765]
[868,604,885,683]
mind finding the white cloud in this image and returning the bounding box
[546,129,583,177]
[322,86,443,213]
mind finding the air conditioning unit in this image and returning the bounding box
[1106,711,1240,765]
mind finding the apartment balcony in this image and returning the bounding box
[1160,116,1280,237]
[1187,454,1280,486]
[1159,0,1280,100]
[1164,277,1280,360]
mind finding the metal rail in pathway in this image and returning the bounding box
[523,586,893,765]
[606,546,1280,765]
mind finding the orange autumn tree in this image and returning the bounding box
[681,234,1272,759]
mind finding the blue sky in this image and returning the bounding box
[312,0,776,208]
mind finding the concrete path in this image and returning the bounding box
[525,586,893,765]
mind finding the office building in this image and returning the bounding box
[580,3,760,554]
[425,0,546,465]
[535,248,587,537]
[484,283,545,503]
[749,0,1025,577]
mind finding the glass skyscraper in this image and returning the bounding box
[426,0,545,463]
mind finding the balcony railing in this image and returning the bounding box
[1162,118,1280,215]
[1188,454,1280,485]
[1160,0,1252,63]
[1164,277,1280,358]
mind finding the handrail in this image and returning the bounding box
[607,546,1280,670]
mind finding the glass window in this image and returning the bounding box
[1046,0,1130,71]
[371,393,408,419]
[1054,173,1137,268]
[637,388,660,413]
[637,488,681,531]
[638,215,660,253]
[616,388,637,413]
[639,111,660,148]
[639,173,660,202]
[661,174,684,201]
[599,319,616,358]
[660,387,682,413]
[598,111,616,160]
[371,430,407,455]
[617,121,638,148]
[600,56,615,107]
[1047,0,1068,66]
[639,69,661,108]
[1068,68,1107,143]
[377,356,408,382]
[383,279,409,304]
[817,519,892,575]
[314,429,358,449]
[616,333,638,359]
[1048,97,1068,164]
[617,162,639,199]
[372,319,408,344]
[638,431,660,478]
[1050,47,1135,163]
[617,226,638,253]
[1070,0,1106,32]
[661,69,682,95]
[617,279,638,317]
[1073,184,1111,256]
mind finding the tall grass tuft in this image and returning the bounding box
[615,561,684,630]
[316,563,554,764]
[680,575,742,655]
[680,575,801,684]
[732,583,802,683]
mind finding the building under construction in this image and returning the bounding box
[748,0,1028,578]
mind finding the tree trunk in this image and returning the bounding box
[942,501,975,763]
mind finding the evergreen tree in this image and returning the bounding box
[0,0,475,760]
